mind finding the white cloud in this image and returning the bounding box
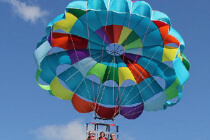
[33,120,86,140]
[1,0,49,23]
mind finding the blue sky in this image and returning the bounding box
[0,0,209,140]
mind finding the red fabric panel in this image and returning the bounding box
[95,104,119,119]
[104,25,123,43]
[153,20,168,28]
[52,32,88,50]
[123,57,151,84]
[72,94,94,113]
[113,25,123,43]
[104,25,114,43]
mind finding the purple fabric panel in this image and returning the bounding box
[67,50,90,64]
[48,28,53,45]
[124,53,141,62]
[96,27,110,44]
[120,103,144,119]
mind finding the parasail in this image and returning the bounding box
[34,0,190,120]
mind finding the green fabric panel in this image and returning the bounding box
[165,78,180,100]
[124,38,142,50]
[182,54,190,71]
[122,31,140,47]
[103,66,119,84]
[87,63,107,83]
[36,69,51,91]
[67,9,88,18]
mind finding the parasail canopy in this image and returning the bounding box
[34,0,190,120]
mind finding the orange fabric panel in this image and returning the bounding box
[159,25,170,39]
[128,63,151,84]
[72,94,94,113]
[52,32,88,50]
[164,35,180,46]
[123,57,151,84]
[95,104,119,119]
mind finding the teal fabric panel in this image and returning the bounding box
[70,19,106,45]
[138,77,163,101]
[173,58,190,86]
[79,11,103,31]
[124,14,144,29]
[168,28,185,52]
[66,1,87,10]
[95,11,113,26]
[73,79,97,102]
[119,85,143,106]
[112,12,128,26]
[109,0,132,13]
[132,1,152,18]
[58,66,84,91]
[152,11,171,26]
[142,46,163,62]
[88,0,109,10]
[96,85,119,105]
[144,92,167,111]
[40,51,71,84]
[142,29,162,47]
[34,40,52,69]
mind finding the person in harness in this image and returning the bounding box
[97,131,107,140]
[110,133,117,140]
[86,131,96,140]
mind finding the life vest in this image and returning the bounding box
[88,136,96,140]
[99,137,107,140]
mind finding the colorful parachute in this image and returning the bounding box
[34,0,190,120]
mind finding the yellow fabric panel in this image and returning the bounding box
[50,77,74,100]
[118,67,136,86]
[118,27,132,45]
[53,13,78,33]
[162,46,178,62]
[125,38,142,50]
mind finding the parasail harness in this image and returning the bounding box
[86,117,119,140]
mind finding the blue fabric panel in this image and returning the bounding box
[137,57,158,75]
[119,85,143,105]
[124,14,144,29]
[152,11,171,26]
[70,19,106,45]
[142,46,163,62]
[66,1,87,10]
[58,66,84,92]
[36,36,47,49]
[173,58,190,86]
[154,62,177,89]
[73,79,98,102]
[133,17,157,38]
[142,29,162,47]
[88,0,109,10]
[87,41,103,50]
[168,28,185,52]
[109,0,132,13]
[79,11,103,31]
[116,57,127,68]
[40,52,71,84]
[96,85,119,105]
[112,12,128,26]
[95,11,113,26]
[132,1,152,18]
[101,55,112,66]
[138,77,163,101]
